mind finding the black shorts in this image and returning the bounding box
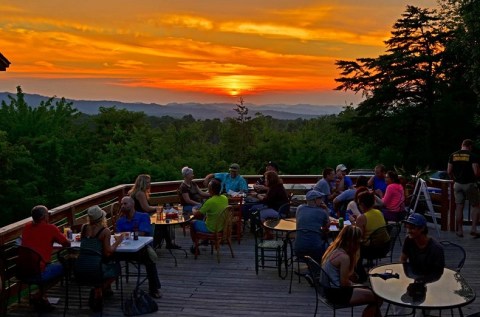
[324,287,354,305]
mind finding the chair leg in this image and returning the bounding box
[227,240,234,258]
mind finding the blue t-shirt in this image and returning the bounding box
[313,179,331,203]
[295,204,329,254]
[116,212,152,236]
[344,176,353,189]
[372,176,387,193]
[214,172,248,193]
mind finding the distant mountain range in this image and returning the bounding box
[0,92,344,120]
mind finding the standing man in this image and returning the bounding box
[203,163,248,194]
[115,196,162,298]
[21,205,71,312]
[447,139,480,238]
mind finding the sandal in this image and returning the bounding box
[149,289,162,299]
[88,288,103,312]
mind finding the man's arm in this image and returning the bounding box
[447,162,454,180]
[203,173,214,187]
[473,162,480,178]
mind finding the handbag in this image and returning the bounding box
[123,288,158,316]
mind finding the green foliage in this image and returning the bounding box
[334,4,479,170]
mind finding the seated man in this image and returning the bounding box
[189,179,228,254]
[203,163,248,194]
[333,176,369,218]
[333,164,354,193]
[21,205,71,312]
[394,213,445,316]
[368,164,387,197]
[115,196,162,298]
[401,213,445,279]
[294,190,330,262]
[313,168,338,217]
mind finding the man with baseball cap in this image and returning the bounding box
[203,163,248,194]
[294,190,330,262]
[394,213,445,315]
[334,164,354,193]
[400,213,444,277]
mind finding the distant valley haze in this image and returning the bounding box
[0,92,344,120]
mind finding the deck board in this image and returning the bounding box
[6,223,480,316]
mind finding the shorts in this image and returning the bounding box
[192,220,211,233]
[324,287,354,305]
[41,263,64,281]
[454,182,480,205]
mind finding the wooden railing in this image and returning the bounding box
[0,174,454,313]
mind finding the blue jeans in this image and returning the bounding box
[41,263,64,281]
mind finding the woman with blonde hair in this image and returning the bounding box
[321,226,382,317]
[128,174,180,249]
[79,205,123,311]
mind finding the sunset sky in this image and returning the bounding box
[0,0,438,106]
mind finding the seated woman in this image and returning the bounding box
[177,166,210,214]
[189,178,228,254]
[129,174,180,249]
[345,186,369,223]
[294,190,330,262]
[321,226,383,317]
[355,191,389,282]
[255,171,289,220]
[80,205,123,311]
[376,170,405,222]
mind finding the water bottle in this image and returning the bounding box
[133,220,139,240]
[338,217,344,229]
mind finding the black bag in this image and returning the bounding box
[123,289,158,316]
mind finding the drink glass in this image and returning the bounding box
[177,205,183,221]
[156,205,163,221]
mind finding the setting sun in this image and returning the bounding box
[0,0,438,105]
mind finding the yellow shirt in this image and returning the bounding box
[364,208,389,245]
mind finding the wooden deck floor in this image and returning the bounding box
[6,223,480,317]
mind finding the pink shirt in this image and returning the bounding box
[382,183,404,212]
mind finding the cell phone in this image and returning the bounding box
[385,269,393,274]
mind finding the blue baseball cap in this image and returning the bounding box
[403,213,427,227]
[306,190,326,201]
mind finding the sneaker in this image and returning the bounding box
[149,289,162,299]
[88,288,103,312]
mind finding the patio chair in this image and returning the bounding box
[193,206,235,263]
[284,228,328,293]
[304,256,365,317]
[278,202,292,218]
[251,211,285,278]
[440,240,466,272]
[73,246,122,314]
[15,245,68,315]
[361,224,396,266]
